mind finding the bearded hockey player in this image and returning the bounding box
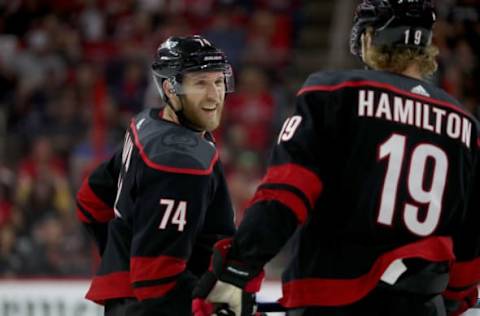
[76,35,236,316]
[192,1,480,316]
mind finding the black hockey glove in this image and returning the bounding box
[443,286,478,316]
[192,239,265,316]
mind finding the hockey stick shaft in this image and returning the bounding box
[257,299,480,312]
[257,302,286,312]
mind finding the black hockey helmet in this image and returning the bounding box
[350,0,436,57]
[151,35,234,102]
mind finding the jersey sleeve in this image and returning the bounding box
[76,150,121,255]
[229,75,334,269]
[128,164,217,301]
[443,146,480,314]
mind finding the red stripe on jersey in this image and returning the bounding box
[86,271,134,304]
[76,207,91,223]
[279,236,454,307]
[130,121,219,175]
[130,256,186,283]
[477,137,480,148]
[244,270,265,293]
[298,80,473,119]
[133,281,177,301]
[443,286,478,301]
[76,178,114,223]
[261,164,323,208]
[444,287,478,316]
[249,188,308,224]
[448,258,480,288]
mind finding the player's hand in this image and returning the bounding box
[192,239,264,316]
[192,277,257,316]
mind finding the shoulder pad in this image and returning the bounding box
[129,110,218,175]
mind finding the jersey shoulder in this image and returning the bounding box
[302,69,391,88]
[301,69,438,90]
[302,70,358,88]
[302,69,458,99]
[302,69,477,116]
[129,110,218,175]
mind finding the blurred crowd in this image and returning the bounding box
[0,0,478,278]
[434,0,480,116]
[0,0,301,277]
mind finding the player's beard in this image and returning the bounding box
[182,99,224,132]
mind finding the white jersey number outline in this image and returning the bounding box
[377,133,448,236]
[278,115,302,144]
[159,199,187,232]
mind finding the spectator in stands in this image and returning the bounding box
[203,6,247,68]
[227,151,262,226]
[243,9,292,67]
[0,165,15,228]
[225,66,276,153]
[111,59,148,119]
[0,224,25,277]
[15,136,73,228]
[25,214,87,276]
[43,88,86,159]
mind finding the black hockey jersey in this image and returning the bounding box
[76,109,235,305]
[228,70,480,308]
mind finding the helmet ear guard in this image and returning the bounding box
[151,73,180,103]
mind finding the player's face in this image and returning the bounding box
[180,71,226,132]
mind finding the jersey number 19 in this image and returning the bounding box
[377,133,448,236]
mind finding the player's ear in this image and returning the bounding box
[163,80,176,99]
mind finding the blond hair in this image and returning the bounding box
[364,30,439,78]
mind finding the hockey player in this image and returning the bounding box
[76,35,236,316]
[192,1,480,316]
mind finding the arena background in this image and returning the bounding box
[0,0,478,315]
